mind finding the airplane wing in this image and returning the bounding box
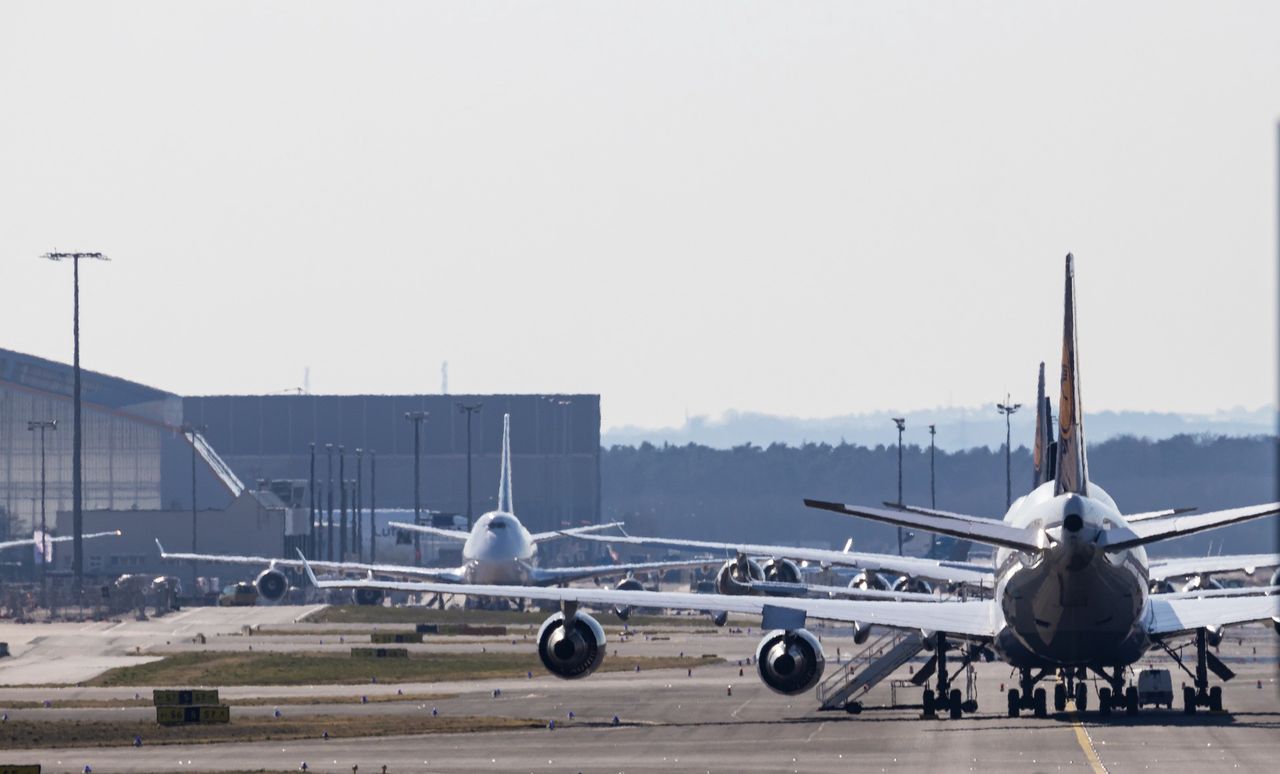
[804,499,1042,553]
[156,540,465,582]
[564,531,993,584]
[0,530,121,551]
[745,580,941,603]
[299,552,997,638]
[528,522,625,543]
[1123,507,1197,523]
[1149,553,1280,582]
[386,521,471,541]
[1148,586,1280,637]
[1101,502,1280,551]
[529,556,722,585]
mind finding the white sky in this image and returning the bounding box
[1,1,1276,431]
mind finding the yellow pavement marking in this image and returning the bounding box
[1068,702,1108,774]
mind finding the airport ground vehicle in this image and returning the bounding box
[1137,668,1173,708]
[217,582,256,607]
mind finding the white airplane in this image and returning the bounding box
[160,413,713,606]
[304,255,1279,718]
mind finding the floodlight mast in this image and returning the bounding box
[27,420,57,600]
[891,417,906,555]
[42,251,108,602]
[996,396,1023,509]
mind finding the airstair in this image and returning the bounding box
[816,630,925,711]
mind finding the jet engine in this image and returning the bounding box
[254,568,289,603]
[892,576,934,595]
[755,629,825,695]
[852,621,872,645]
[715,558,764,595]
[847,570,892,591]
[612,577,644,621]
[352,587,385,606]
[537,611,607,679]
[1205,625,1224,647]
[1270,567,1280,588]
[1149,579,1175,594]
[760,558,802,584]
[1181,575,1225,593]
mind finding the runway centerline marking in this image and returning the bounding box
[1068,704,1107,774]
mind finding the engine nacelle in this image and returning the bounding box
[715,558,764,595]
[760,558,802,585]
[852,621,872,645]
[755,629,825,695]
[613,577,644,620]
[710,610,729,627]
[538,611,607,679]
[848,570,892,592]
[1204,625,1224,647]
[352,587,385,606]
[255,568,289,603]
[1270,567,1280,588]
[1149,579,1175,594]
[892,576,934,595]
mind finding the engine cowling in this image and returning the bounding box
[1270,567,1280,588]
[1205,625,1224,647]
[352,587,385,606]
[1149,579,1175,594]
[848,570,891,592]
[254,568,289,603]
[613,577,644,620]
[715,558,764,595]
[760,558,802,585]
[538,611,607,679]
[1181,575,1225,593]
[709,610,729,627]
[852,621,872,645]
[755,629,825,695]
[892,576,934,595]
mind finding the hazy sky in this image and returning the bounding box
[2,2,1276,431]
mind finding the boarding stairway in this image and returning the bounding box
[816,630,926,711]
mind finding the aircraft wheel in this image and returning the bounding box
[1098,687,1111,716]
[1208,686,1222,712]
[949,689,962,720]
[1183,686,1197,715]
[1033,688,1047,718]
[1007,689,1020,718]
[1125,686,1138,716]
[1054,683,1067,713]
[1074,682,1088,712]
[922,689,936,717]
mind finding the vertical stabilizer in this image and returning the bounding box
[1031,362,1052,488]
[497,413,515,514]
[1054,254,1089,496]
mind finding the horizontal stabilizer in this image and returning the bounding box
[530,522,625,543]
[805,500,1043,553]
[1102,503,1280,551]
[386,521,471,541]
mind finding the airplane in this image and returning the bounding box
[303,255,1279,719]
[159,413,715,607]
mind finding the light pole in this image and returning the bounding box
[892,417,906,555]
[369,450,377,563]
[308,443,316,559]
[404,411,428,564]
[27,420,56,598]
[457,403,482,530]
[928,424,937,557]
[996,395,1022,510]
[325,444,334,562]
[355,448,364,562]
[180,423,206,592]
[42,250,108,600]
[338,446,347,560]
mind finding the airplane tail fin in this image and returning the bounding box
[497,413,514,514]
[1054,254,1089,496]
[1032,362,1056,488]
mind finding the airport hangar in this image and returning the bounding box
[0,346,602,588]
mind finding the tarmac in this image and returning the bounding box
[0,605,1275,773]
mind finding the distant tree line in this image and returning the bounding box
[601,435,1277,559]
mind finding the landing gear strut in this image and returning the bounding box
[1006,667,1049,718]
[918,632,978,719]
[1161,628,1232,714]
[1089,666,1132,716]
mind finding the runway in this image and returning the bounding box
[1,607,1275,773]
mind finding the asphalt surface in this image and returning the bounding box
[1,606,1276,773]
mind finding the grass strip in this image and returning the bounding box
[0,692,457,710]
[0,714,539,750]
[86,651,721,687]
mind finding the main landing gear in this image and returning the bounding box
[1088,666,1137,716]
[1160,627,1232,714]
[916,632,980,719]
[1006,668,1049,718]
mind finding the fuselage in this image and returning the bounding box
[460,510,538,584]
[992,481,1151,669]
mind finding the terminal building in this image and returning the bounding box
[0,347,601,584]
